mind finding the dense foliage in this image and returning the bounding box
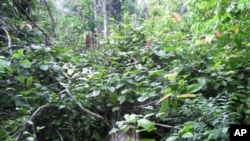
[0,0,250,141]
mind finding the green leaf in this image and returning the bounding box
[0,59,11,71]
[12,49,24,59]
[181,132,193,138]
[108,87,116,92]
[245,110,250,114]
[26,76,33,86]
[178,125,192,135]
[164,72,178,81]
[89,90,100,97]
[148,70,161,77]
[19,59,31,68]
[109,128,119,135]
[164,46,176,52]
[159,100,169,120]
[185,84,203,93]
[118,95,126,104]
[137,119,156,132]
[155,50,166,57]
[124,114,137,123]
[39,64,49,71]
[166,136,179,141]
[17,75,25,84]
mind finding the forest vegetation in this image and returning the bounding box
[0,0,250,141]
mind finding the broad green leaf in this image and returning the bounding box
[17,75,25,84]
[166,136,179,141]
[118,95,126,104]
[158,100,169,120]
[121,89,129,94]
[26,76,33,86]
[155,50,166,57]
[148,70,161,77]
[67,68,74,76]
[185,84,203,93]
[245,110,250,114]
[124,114,137,123]
[164,46,176,52]
[178,125,192,135]
[181,132,193,138]
[116,83,124,89]
[137,96,149,102]
[144,113,155,119]
[164,72,178,81]
[91,90,100,97]
[109,128,119,135]
[39,64,49,71]
[21,88,35,96]
[137,119,156,132]
[108,87,116,92]
[112,106,120,112]
[0,59,11,71]
[19,59,31,68]
[12,49,24,59]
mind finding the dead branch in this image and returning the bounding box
[62,88,109,125]
[56,130,64,141]
[155,123,180,130]
[13,0,51,41]
[14,104,50,141]
[2,27,12,54]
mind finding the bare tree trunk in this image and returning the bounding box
[43,0,57,38]
[102,0,108,38]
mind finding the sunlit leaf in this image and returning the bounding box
[159,100,169,120]
[26,76,33,86]
[67,68,74,76]
[12,49,24,59]
[230,25,240,37]
[19,59,32,68]
[178,94,196,98]
[88,90,100,97]
[17,75,25,84]
[39,64,49,71]
[166,136,179,141]
[178,125,192,135]
[156,93,173,105]
[19,23,25,30]
[164,72,178,81]
[118,95,126,104]
[0,58,11,71]
[137,119,156,132]
[124,114,137,123]
[181,132,193,138]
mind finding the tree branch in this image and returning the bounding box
[13,0,51,41]
[43,0,57,38]
[2,27,12,54]
[61,89,109,125]
[14,104,50,141]
[155,123,180,130]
